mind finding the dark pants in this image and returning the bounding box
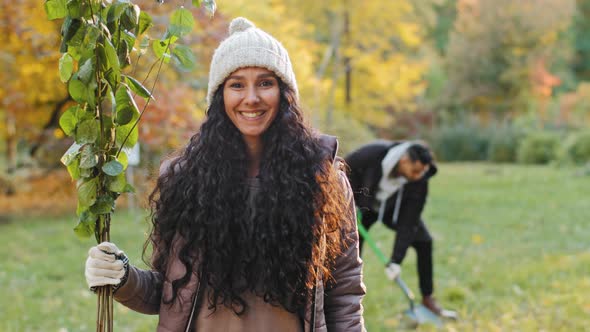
[358,210,434,297]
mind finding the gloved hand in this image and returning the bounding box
[85,242,129,290]
[384,262,401,281]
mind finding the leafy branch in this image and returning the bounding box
[45,0,215,331]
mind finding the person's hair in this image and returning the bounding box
[406,143,433,165]
[145,78,350,315]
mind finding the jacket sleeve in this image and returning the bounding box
[324,171,366,331]
[113,266,163,314]
[391,180,428,264]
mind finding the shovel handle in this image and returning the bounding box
[395,276,416,309]
[357,209,417,309]
[356,211,389,265]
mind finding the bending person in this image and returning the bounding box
[345,140,447,315]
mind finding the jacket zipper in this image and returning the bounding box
[184,280,201,332]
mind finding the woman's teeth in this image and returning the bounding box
[241,111,263,118]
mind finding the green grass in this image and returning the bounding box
[0,211,158,332]
[1,163,589,331]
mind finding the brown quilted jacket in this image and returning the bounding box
[114,135,366,331]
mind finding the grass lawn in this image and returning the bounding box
[1,163,589,331]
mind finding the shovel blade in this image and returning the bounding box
[404,305,443,327]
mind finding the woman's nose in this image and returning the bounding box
[244,86,260,105]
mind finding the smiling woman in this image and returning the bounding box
[84,17,366,332]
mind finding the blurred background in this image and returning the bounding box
[1,0,589,331]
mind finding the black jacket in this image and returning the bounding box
[345,140,437,263]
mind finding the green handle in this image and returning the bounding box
[356,209,389,265]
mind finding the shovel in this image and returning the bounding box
[356,217,443,328]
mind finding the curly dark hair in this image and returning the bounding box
[146,79,351,315]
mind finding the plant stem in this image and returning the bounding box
[116,49,169,157]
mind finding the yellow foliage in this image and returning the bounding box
[0,0,66,140]
[217,1,428,130]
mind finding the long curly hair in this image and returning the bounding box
[146,79,351,315]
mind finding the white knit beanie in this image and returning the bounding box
[206,17,298,107]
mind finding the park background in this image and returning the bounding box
[1,0,589,331]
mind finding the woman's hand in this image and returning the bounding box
[85,242,128,290]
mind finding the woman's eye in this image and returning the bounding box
[229,82,243,88]
[260,80,274,87]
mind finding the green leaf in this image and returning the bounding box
[121,30,137,53]
[77,177,99,208]
[66,0,85,19]
[76,119,99,144]
[65,0,81,18]
[104,38,121,73]
[202,0,216,17]
[121,5,140,31]
[102,160,124,176]
[59,105,82,136]
[107,2,128,23]
[124,75,152,99]
[60,17,82,52]
[117,150,129,170]
[61,142,82,166]
[65,19,87,49]
[82,25,101,51]
[172,44,196,71]
[107,172,127,192]
[77,57,94,84]
[80,167,94,178]
[66,0,96,19]
[115,84,139,125]
[45,0,67,20]
[90,195,115,214]
[98,39,120,90]
[79,144,98,169]
[68,75,90,103]
[168,8,195,38]
[59,53,74,83]
[152,36,177,63]
[192,0,201,7]
[67,157,81,180]
[137,11,153,36]
[59,105,94,136]
[116,122,139,148]
[117,39,131,69]
[73,210,97,238]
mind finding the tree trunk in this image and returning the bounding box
[5,109,17,175]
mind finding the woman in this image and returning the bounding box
[85,17,365,331]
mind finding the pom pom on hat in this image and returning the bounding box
[206,17,298,106]
[228,17,255,35]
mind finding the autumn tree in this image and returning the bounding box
[572,0,590,82]
[443,0,576,117]
[0,1,66,173]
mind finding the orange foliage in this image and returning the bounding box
[530,58,562,98]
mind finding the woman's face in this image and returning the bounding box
[223,67,281,145]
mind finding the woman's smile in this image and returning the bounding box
[238,110,266,120]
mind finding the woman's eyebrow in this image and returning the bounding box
[257,73,277,79]
[226,75,244,80]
